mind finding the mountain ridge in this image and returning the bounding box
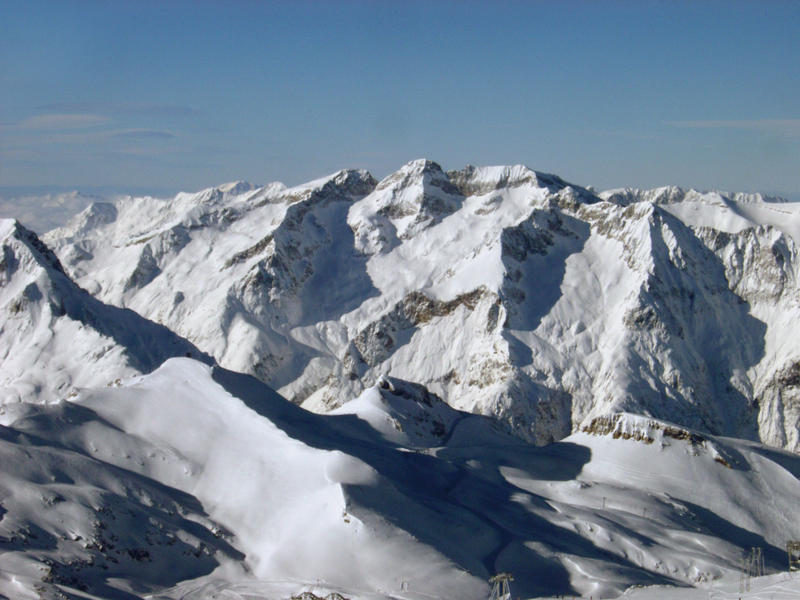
[0,218,209,410]
[29,160,800,453]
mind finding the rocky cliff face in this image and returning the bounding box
[39,161,800,451]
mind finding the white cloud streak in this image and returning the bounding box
[3,129,177,145]
[17,113,111,130]
[667,119,800,135]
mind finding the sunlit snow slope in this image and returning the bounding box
[42,161,800,451]
[1,358,799,600]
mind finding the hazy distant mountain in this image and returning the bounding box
[0,190,106,234]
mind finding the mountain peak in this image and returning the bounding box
[375,159,452,192]
[2,218,68,276]
[329,168,378,195]
[0,217,16,240]
[401,158,446,174]
[217,180,257,195]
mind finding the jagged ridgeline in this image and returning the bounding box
[24,160,800,452]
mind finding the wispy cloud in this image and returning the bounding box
[581,128,662,142]
[5,128,177,145]
[110,129,176,140]
[38,102,198,118]
[18,113,110,130]
[667,119,800,135]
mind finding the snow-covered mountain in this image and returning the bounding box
[0,218,206,410]
[2,358,798,600]
[2,166,800,599]
[42,160,800,452]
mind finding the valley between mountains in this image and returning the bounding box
[1,159,799,599]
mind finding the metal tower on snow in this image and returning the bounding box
[739,546,764,593]
[489,573,513,600]
[788,541,800,572]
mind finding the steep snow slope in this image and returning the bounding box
[601,188,800,452]
[1,359,798,599]
[43,162,800,451]
[43,170,376,395]
[0,219,206,409]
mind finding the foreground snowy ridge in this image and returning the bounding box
[40,159,800,452]
[1,358,799,599]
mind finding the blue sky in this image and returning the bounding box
[1,0,799,197]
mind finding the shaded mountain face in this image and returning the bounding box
[40,161,800,452]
